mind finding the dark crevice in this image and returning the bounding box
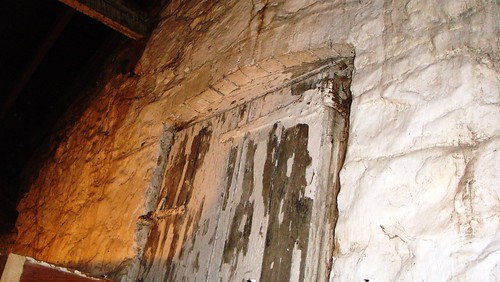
[324,56,354,280]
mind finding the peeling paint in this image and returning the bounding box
[139,62,352,281]
[286,152,294,177]
[139,124,213,281]
[260,124,313,282]
[174,126,212,208]
[222,146,239,211]
[222,140,257,279]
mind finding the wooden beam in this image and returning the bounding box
[0,254,113,282]
[59,0,149,39]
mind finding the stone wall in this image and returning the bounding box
[14,0,499,281]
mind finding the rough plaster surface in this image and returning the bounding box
[14,0,499,280]
[138,66,351,281]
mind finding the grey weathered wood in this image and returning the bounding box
[59,0,149,39]
[139,59,353,281]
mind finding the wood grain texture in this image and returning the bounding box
[139,66,352,281]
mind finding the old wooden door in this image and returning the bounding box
[139,68,351,282]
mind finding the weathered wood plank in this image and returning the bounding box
[139,61,353,281]
[21,262,106,282]
[58,0,148,39]
[139,118,237,281]
[0,254,111,282]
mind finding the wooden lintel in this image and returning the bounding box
[0,254,113,282]
[59,0,149,39]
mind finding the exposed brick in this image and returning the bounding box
[258,58,286,73]
[199,88,224,103]
[274,53,303,67]
[226,69,252,86]
[186,96,211,112]
[211,78,239,96]
[239,65,269,80]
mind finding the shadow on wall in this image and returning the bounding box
[13,42,354,282]
[12,37,151,273]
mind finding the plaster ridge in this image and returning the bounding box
[346,136,498,164]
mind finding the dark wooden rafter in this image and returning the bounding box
[59,0,149,39]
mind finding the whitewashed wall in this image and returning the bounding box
[14,0,499,280]
[334,1,499,280]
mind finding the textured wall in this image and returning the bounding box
[14,0,499,281]
[335,1,499,280]
[138,61,352,281]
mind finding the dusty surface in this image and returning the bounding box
[14,0,499,281]
[139,71,350,281]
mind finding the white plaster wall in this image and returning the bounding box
[146,0,500,279]
[334,0,499,280]
[15,0,499,280]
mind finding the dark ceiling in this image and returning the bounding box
[0,0,140,234]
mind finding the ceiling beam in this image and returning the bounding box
[59,0,149,39]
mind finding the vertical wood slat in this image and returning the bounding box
[139,64,352,281]
[21,262,110,282]
[0,254,111,282]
